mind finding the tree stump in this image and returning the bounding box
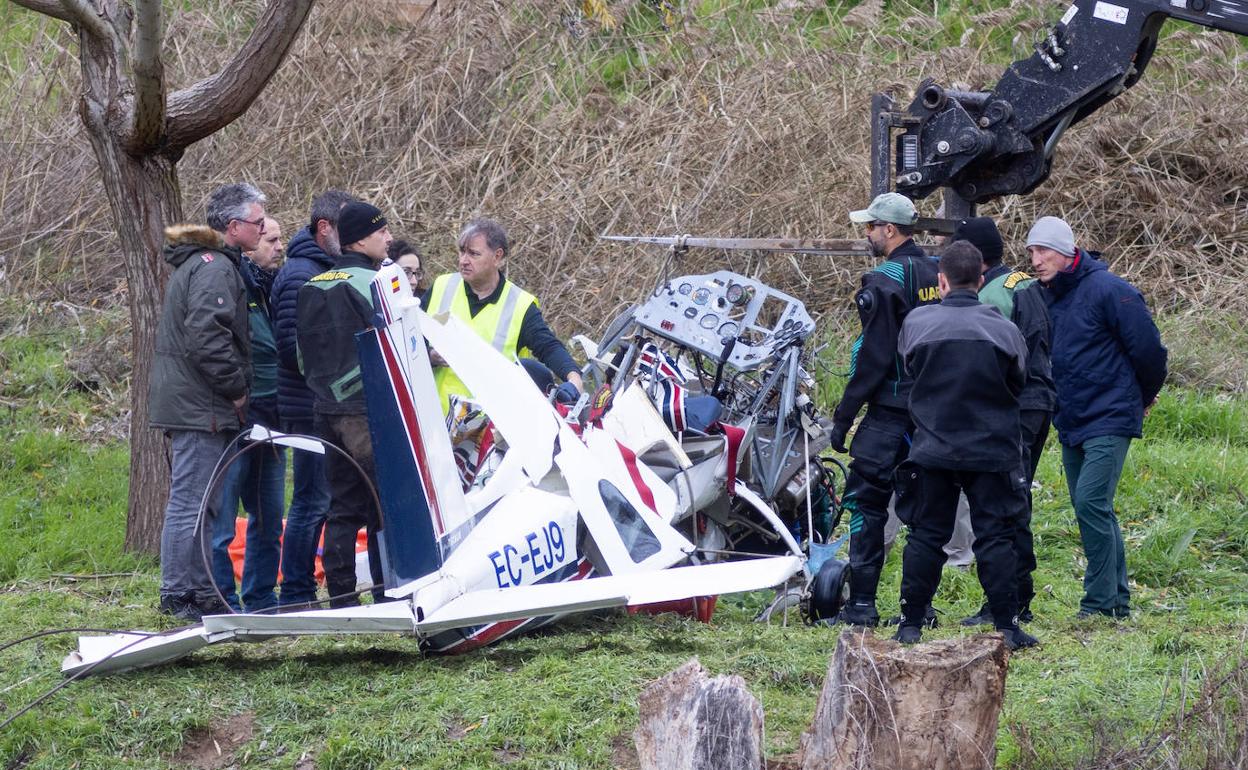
[799,630,1009,770]
[634,658,765,770]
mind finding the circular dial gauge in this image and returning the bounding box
[678,282,693,295]
[699,313,719,330]
[718,321,739,338]
[692,287,711,306]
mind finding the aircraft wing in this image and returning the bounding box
[61,557,801,678]
[416,555,802,632]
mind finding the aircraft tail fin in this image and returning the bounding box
[356,265,471,593]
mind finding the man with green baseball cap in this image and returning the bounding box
[828,192,940,627]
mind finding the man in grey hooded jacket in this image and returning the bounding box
[149,182,264,621]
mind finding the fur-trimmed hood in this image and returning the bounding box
[163,224,237,269]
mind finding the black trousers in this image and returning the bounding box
[1012,409,1051,612]
[843,405,912,603]
[315,412,386,607]
[896,464,1028,628]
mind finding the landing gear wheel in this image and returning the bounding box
[805,558,851,624]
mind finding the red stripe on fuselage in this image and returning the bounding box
[614,439,657,513]
[377,326,446,535]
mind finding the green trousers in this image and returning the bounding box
[1061,435,1132,616]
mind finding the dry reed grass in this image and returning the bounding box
[0,1,1245,389]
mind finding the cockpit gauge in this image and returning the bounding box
[699,313,719,330]
[692,287,711,306]
[678,282,693,295]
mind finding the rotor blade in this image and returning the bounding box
[600,234,872,256]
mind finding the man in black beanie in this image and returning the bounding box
[949,216,1056,627]
[296,201,393,607]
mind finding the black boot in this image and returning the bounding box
[834,600,880,627]
[886,604,938,628]
[893,624,922,645]
[999,624,1039,651]
[158,593,203,623]
[960,603,994,627]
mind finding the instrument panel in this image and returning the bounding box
[634,270,815,371]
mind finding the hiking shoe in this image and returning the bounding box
[833,600,880,628]
[886,604,938,629]
[1000,626,1039,651]
[158,593,203,623]
[893,625,922,645]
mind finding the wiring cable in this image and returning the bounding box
[195,430,390,616]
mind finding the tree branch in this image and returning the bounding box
[56,0,110,40]
[163,0,314,153]
[127,0,165,153]
[6,0,74,24]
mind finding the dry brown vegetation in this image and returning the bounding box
[1,0,1246,390]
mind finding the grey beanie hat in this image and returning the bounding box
[1026,216,1076,257]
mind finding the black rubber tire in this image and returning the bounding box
[807,558,851,623]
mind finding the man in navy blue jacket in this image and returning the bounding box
[1028,216,1168,619]
[269,189,357,607]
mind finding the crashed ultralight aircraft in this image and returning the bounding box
[63,262,814,677]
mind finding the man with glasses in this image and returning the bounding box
[826,192,940,627]
[149,182,266,621]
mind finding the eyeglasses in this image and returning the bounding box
[234,216,266,232]
[401,267,423,279]
[865,221,890,231]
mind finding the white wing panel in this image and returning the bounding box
[417,556,802,633]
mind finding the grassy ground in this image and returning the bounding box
[2,297,1246,770]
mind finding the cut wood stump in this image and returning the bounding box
[799,629,1009,770]
[634,658,764,770]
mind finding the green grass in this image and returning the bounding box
[1,294,1247,768]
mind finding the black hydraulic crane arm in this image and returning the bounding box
[871,0,1248,220]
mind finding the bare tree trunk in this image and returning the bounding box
[65,2,181,553]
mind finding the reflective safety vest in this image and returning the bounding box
[426,273,537,411]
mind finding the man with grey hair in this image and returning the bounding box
[423,218,583,411]
[1029,215,1167,620]
[271,189,356,608]
[149,182,265,621]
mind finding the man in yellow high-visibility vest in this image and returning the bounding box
[422,218,583,411]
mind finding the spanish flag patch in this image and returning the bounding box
[391,276,401,292]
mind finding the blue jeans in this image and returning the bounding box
[1061,435,1132,616]
[161,430,231,603]
[278,421,330,606]
[211,442,287,612]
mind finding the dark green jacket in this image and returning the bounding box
[149,225,252,433]
[296,251,377,416]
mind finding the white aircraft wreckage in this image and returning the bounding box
[65,240,859,678]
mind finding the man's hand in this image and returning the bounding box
[828,421,850,454]
[1144,396,1157,417]
[555,381,580,404]
[232,394,248,424]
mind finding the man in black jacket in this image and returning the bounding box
[149,182,265,621]
[893,241,1037,650]
[829,193,940,626]
[949,217,1057,627]
[270,190,356,607]
[297,200,392,607]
